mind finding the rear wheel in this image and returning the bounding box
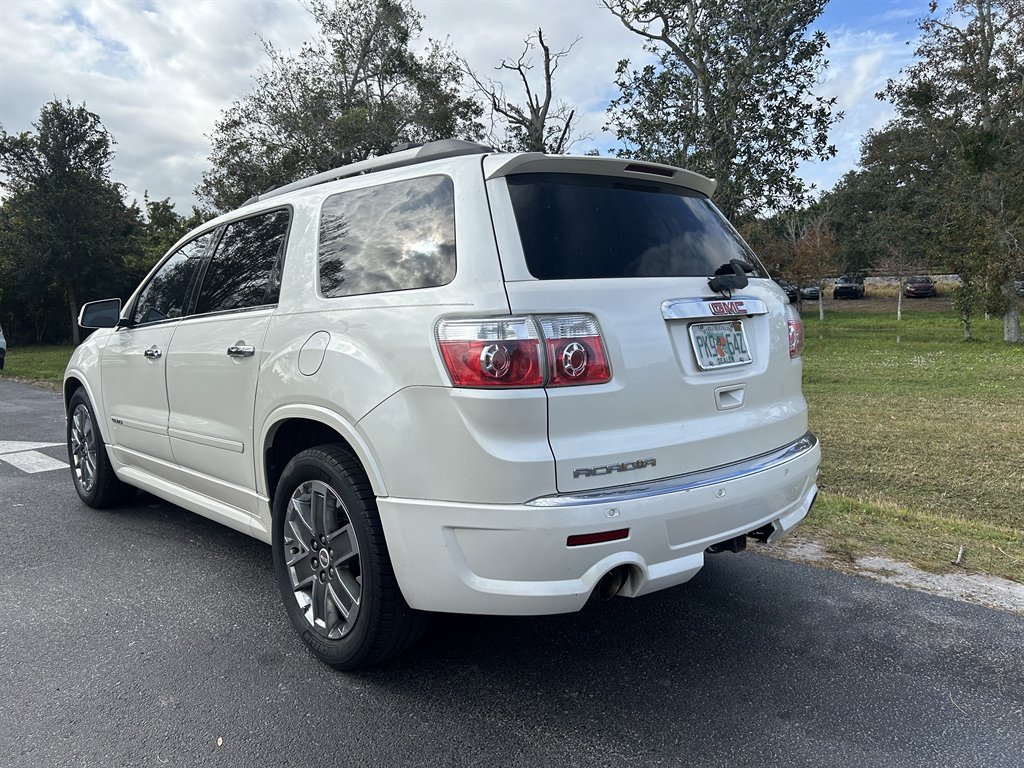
[272,445,427,670]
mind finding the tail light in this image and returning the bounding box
[436,317,543,387]
[785,304,804,358]
[436,314,611,389]
[537,315,611,387]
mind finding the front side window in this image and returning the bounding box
[318,175,456,298]
[132,232,213,325]
[195,209,291,315]
[506,173,767,280]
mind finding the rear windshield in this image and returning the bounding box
[505,173,766,280]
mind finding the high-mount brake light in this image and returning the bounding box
[537,315,611,387]
[785,304,804,358]
[436,314,611,389]
[436,318,543,388]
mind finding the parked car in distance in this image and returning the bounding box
[832,274,865,300]
[904,275,937,298]
[773,278,799,303]
[0,321,6,370]
[800,284,821,301]
[63,140,820,670]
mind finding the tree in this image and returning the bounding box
[821,123,947,275]
[603,0,841,221]
[0,100,140,345]
[197,0,483,212]
[789,212,842,321]
[882,0,1023,343]
[128,194,208,279]
[463,28,586,154]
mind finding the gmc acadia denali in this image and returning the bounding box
[65,140,820,669]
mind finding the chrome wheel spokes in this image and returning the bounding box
[283,480,362,639]
[70,404,98,493]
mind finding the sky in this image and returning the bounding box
[0,0,933,214]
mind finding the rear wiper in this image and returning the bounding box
[708,259,753,295]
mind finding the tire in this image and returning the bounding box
[67,389,135,508]
[272,445,427,670]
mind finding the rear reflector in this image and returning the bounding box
[567,528,630,547]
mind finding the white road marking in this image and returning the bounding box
[0,441,68,473]
[0,450,68,473]
[0,441,64,455]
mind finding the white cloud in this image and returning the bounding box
[0,0,919,213]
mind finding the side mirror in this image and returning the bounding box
[79,298,123,329]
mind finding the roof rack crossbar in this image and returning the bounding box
[241,139,491,206]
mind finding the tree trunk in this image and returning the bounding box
[67,285,81,346]
[897,284,903,322]
[818,290,824,322]
[963,311,973,341]
[1004,282,1022,343]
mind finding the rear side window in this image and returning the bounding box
[318,175,456,298]
[505,173,765,280]
[195,209,291,315]
[132,232,213,325]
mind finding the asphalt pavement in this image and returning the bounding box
[1,377,1022,767]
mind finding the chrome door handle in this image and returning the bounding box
[227,345,256,358]
[143,347,162,359]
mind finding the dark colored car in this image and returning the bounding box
[773,278,799,303]
[904,276,937,298]
[833,274,865,299]
[800,284,821,301]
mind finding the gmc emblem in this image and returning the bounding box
[709,300,746,316]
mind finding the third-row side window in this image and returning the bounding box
[318,175,456,298]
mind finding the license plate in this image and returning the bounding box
[688,320,752,370]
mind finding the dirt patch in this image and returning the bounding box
[759,534,1024,616]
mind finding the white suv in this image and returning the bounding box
[65,140,820,669]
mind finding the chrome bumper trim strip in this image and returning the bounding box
[526,432,818,507]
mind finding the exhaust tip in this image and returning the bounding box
[592,565,630,602]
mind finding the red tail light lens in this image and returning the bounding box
[785,304,804,358]
[437,318,543,387]
[538,315,611,387]
[437,314,611,388]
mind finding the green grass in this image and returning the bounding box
[801,309,1024,582]
[0,344,74,388]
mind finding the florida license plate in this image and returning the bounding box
[688,320,752,370]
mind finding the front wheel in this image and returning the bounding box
[272,445,427,670]
[67,389,134,508]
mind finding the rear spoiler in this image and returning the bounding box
[483,154,717,198]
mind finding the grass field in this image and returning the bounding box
[2,297,1022,582]
[801,297,1024,583]
[0,344,73,388]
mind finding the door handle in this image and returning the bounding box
[143,347,162,359]
[227,345,256,358]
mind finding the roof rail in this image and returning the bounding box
[240,139,492,206]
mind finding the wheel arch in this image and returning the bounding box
[260,405,388,506]
[63,374,109,441]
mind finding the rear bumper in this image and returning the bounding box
[378,433,820,615]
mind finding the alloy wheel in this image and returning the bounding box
[283,480,362,639]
